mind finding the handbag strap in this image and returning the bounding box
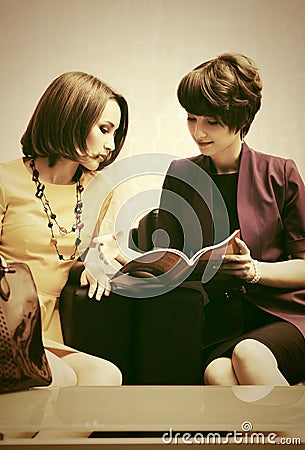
[0,255,15,301]
[0,255,16,273]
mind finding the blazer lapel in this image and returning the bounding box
[191,148,263,256]
[237,143,262,259]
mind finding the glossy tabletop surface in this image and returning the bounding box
[0,385,304,437]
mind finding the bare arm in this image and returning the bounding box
[221,238,305,290]
[258,251,305,289]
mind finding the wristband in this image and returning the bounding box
[247,259,261,284]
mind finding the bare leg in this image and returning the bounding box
[232,339,289,385]
[204,357,238,385]
[62,352,122,386]
[44,339,122,386]
[45,349,77,387]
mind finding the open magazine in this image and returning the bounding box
[114,229,240,282]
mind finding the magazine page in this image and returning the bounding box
[118,247,191,277]
[191,229,240,264]
[117,229,240,279]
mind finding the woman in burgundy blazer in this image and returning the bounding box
[156,53,305,385]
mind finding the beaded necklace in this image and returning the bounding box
[29,158,84,261]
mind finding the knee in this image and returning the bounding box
[94,358,122,386]
[63,353,123,386]
[45,350,77,387]
[204,357,233,385]
[232,339,277,368]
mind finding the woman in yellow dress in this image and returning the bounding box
[0,71,128,386]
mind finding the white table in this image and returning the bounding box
[0,385,304,448]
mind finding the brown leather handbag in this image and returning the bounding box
[0,256,52,393]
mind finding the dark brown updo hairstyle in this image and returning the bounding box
[177,53,262,138]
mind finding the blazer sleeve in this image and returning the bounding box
[283,159,305,255]
[155,161,184,250]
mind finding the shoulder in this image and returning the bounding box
[167,154,204,176]
[0,158,25,180]
[0,158,23,171]
[243,142,292,166]
[0,159,25,204]
[164,156,206,189]
[169,154,203,167]
[242,143,300,177]
[162,155,210,193]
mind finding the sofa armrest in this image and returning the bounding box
[129,209,159,252]
[67,260,85,285]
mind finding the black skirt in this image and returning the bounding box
[202,296,305,385]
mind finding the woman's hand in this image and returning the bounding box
[80,267,111,300]
[219,237,257,282]
[93,232,128,266]
[220,239,305,289]
[81,245,113,300]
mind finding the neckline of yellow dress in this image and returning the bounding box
[21,157,83,187]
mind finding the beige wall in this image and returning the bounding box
[0,0,304,177]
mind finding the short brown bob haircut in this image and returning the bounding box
[177,53,262,138]
[21,71,128,169]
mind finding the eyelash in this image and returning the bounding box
[99,126,118,137]
[187,117,218,126]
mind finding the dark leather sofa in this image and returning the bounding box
[59,210,205,385]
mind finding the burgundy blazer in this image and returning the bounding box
[156,142,305,336]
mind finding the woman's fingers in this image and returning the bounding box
[80,269,88,286]
[95,280,111,301]
[80,269,111,300]
[218,238,257,281]
[89,278,111,300]
[233,237,250,255]
[88,279,98,298]
[222,238,251,263]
